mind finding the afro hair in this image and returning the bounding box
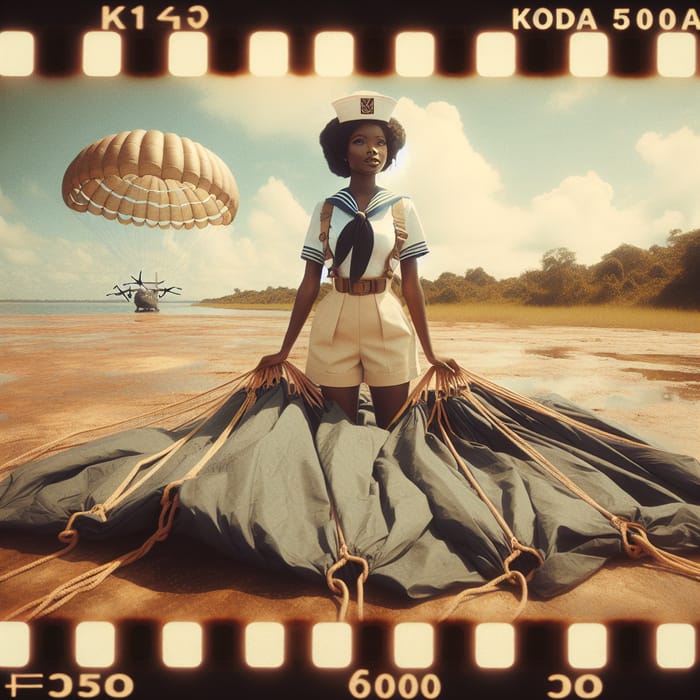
[319,118,406,177]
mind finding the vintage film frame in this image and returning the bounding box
[1,1,699,698]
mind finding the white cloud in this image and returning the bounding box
[381,98,520,277]
[374,97,687,279]
[0,215,113,298]
[0,216,41,267]
[166,177,311,298]
[636,127,700,210]
[528,172,651,262]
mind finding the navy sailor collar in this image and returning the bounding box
[325,187,404,218]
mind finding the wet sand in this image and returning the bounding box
[0,311,698,622]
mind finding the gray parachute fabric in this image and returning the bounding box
[432,369,700,599]
[1,362,699,621]
[174,382,339,581]
[0,381,250,539]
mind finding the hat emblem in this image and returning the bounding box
[331,91,396,123]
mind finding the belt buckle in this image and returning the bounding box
[353,279,371,295]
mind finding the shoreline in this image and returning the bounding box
[193,301,700,333]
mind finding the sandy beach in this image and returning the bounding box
[0,310,698,623]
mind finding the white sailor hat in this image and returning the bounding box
[331,91,397,123]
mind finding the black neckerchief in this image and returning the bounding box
[326,188,404,282]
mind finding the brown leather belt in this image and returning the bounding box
[334,277,387,295]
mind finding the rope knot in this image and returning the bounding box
[89,504,108,521]
[616,520,647,559]
[57,528,78,544]
[326,543,370,622]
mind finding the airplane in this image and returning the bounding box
[106,271,182,312]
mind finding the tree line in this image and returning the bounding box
[202,228,700,310]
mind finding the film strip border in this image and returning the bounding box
[0,621,698,671]
[1,25,700,78]
[1,620,698,699]
[0,620,700,680]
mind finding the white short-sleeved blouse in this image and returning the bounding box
[300,190,429,279]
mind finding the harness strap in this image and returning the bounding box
[319,200,335,270]
[384,199,408,278]
[319,199,407,280]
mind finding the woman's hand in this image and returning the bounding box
[426,354,459,374]
[256,350,289,370]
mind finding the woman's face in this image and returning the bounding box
[346,123,388,176]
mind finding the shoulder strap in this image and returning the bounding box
[319,200,335,268]
[383,198,408,278]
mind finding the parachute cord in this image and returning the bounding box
[0,368,257,478]
[424,364,700,594]
[429,377,542,620]
[435,399,543,568]
[439,566,530,621]
[326,544,369,623]
[105,361,319,509]
[0,369,256,591]
[325,507,370,623]
[0,529,80,586]
[455,365,652,449]
[2,362,322,620]
[452,369,700,581]
[3,491,180,622]
[616,520,700,580]
[99,370,254,512]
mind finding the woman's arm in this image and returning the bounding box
[257,260,324,368]
[400,257,458,372]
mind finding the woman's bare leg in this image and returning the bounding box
[321,385,361,423]
[369,382,410,429]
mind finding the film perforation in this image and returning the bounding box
[2,621,700,698]
[2,25,700,77]
[3,620,699,669]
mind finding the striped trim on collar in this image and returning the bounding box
[325,187,404,218]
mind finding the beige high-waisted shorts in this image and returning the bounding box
[305,287,420,387]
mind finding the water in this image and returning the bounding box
[0,300,286,317]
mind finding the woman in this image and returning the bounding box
[258,91,456,428]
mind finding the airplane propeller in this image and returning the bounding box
[106,284,133,301]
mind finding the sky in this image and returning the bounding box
[1,73,700,299]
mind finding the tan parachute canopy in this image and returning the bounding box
[62,130,239,229]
